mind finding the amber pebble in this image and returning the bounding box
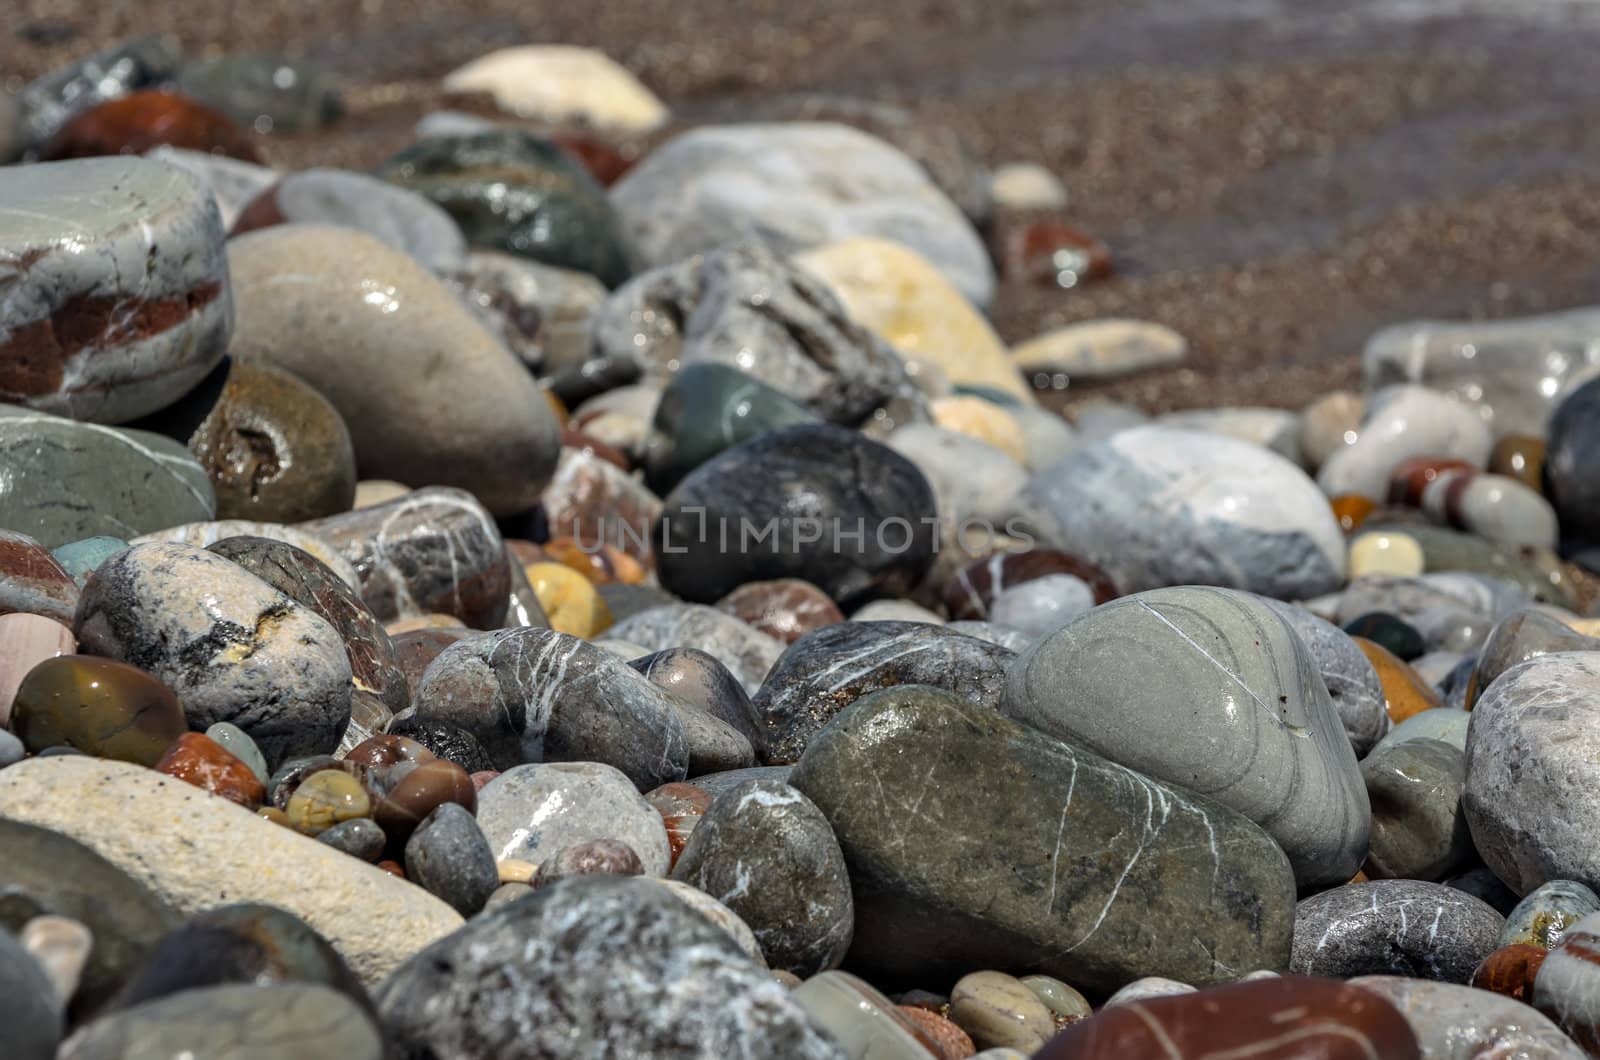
[284,768,371,836]
[543,538,646,586]
[497,859,538,885]
[377,860,406,879]
[714,579,844,645]
[531,838,645,887]
[40,90,262,162]
[470,769,499,791]
[899,1006,977,1060]
[10,655,185,766]
[943,548,1119,620]
[343,734,436,770]
[1387,457,1478,507]
[1001,219,1114,288]
[0,530,79,625]
[390,627,478,690]
[258,806,292,827]
[645,782,713,868]
[371,758,476,844]
[552,134,638,186]
[1471,943,1546,1003]
[155,732,267,808]
[1331,494,1377,534]
[525,562,613,638]
[1351,868,1371,884]
[0,612,75,729]
[559,428,630,471]
[1352,637,1443,723]
[1490,435,1547,493]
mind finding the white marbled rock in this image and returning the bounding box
[1317,385,1493,501]
[1011,319,1187,381]
[475,761,672,874]
[443,46,668,134]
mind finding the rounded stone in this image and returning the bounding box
[40,90,260,162]
[607,604,782,696]
[789,969,941,1059]
[1465,609,1599,710]
[533,838,646,886]
[1470,944,1548,1003]
[174,53,342,134]
[1360,737,1472,881]
[442,45,668,133]
[1291,880,1504,982]
[475,761,671,875]
[1344,611,1427,661]
[50,537,128,588]
[715,579,844,645]
[1490,434,1547,492]
[1502,880,1600,951]
[285,770,371,836]
[948,971,1056,1052]
[1545,376,1600,542]
[1349,531,1426,579]
[368,758,478,847]
[1355,637,1444,724]
[154,732,268,808]
[0,530,79,625]
[404,802,499,917]
[525,561,614,637]
[1260,598,1390,758]
[1318,385,1493,501]
[0,611,76,731]
[1350,975,1578,1059]
[630,647,766,758]
[944,549,1120,620]
[317,818,386,862]
[643,363,820,491]
[11,655,184,766]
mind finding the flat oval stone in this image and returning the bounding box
[1465,652,1600,895]
[1503,880,1600,950]
[1349,976,1580,1060]
[1026,426,1346,599]
[948,970,1056,1051]
[174,53,342,134]
[1318,385,1493,501]
[1466,609,1600,709]
[475,762,670,873]
[154,732,267,807]
[1291,880,1504,982]
[533,838,646,885]
[1422,469,1559,550]
[404,802,498,917]
[0,530,79,624]
[1261,598,1390,757]
[40,90,260,162]
[228,225,561,516]
[74,542,353,769]
[368,757,477,847]
[304,487,510,629]
[1004,586,1370,889]
[11,655,184,766]
[607,604,782,696]
[658,424,938,607]
[1361,737,1472,881]
[1546,377,1600,543]
[789,684,1296,992]
[715,579,844,645]
[318,817,387,862]
[790,969,939,1060]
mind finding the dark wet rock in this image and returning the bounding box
[630,646,766,759]
[607,604,782,695]
[1361,738,1473,881]
[1291,880,1504,982]
[384,717,496,774]
[1546,375,1600,544]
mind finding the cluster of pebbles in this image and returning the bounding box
[2,30,1600,1060]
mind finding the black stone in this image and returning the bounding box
[384,717,496,774]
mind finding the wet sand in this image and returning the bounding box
[9,0,1600,414]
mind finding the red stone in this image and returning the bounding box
[1470,943,1546,1003]
[552,134,638,187]
[999,219,1114,288]
[469,769,499,791]
[0,530,79,626]
[155,732,266,808]
[1387,457,1477,507]
[228,181,289,237]
[645,782,712,869]
[943,549,1120,621]
[377,860,405,879]
[370,757,477,844]
[898,1007,976,1060]
[1035,976,1420,1059]
[715,579,844,645]
[40,90,262,162]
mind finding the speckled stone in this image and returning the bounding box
[715,579,844,645]
[631,876,768,964]
[757,621,1013,765]
[228,225,561,515]
[1036,975,1421,1060]
[1026,426,1346,599]
[1349,976,1581,1060]
[606,604,782,696]
[657,424,938,607]
[1501,880,1600,950]
[384,717,496,775]
[1006,586,1369,889]
[74,542,352,769]
[538,447,662,567]
[790,969,942,1060]
[1318,385,1494,501]
[0,406,215,548]
[1291,880,1504,982]
[304,487,510,629]
[404,802,499,917]
[476,761,671,874]
[128,358,356,523]
[39,90,260,162]
[790,684,1295,991]
[0,530,79,625]
[1261,598,1390,757]
[1531,912,1600,1051]
[60,983,381,1060]
[16,34,182,149]
[378,875,841,1058]
[1465,609,1599,709]
[1361,738,1472,881]
[1465,652,1600,895]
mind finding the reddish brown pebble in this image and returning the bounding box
[1471,943,1546,1003]
[531,838,645,886]
[1331,494,1377,534]
[40,90,262,162]
[552,134,638,186]
[371,757,477,844]
[0,530,79,625]
[154,732,266,808]
[377,860,405,879]
[899,1007,976,1060]
[943,548,1120,620]
[390,627,479,690]
[1387,456,1477,507]
[1035,975,1420,1059]
[715,579,845,644]
[10,654,186,766]
[560,428,630,471]
[343,734,437,769]
[470,770,499,791]
[1000,219,1114,288]
[645,782,713,868]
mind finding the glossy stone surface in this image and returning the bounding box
[947,971,1056,1052]
[1491,434,1548,491]
[1466,609,1599,709]
[378,130,632,287]
[368,757,478,847]
[1345,611,1427,660]
[1547,377,1600,543]
[1291,880,1504,982]
[643,363,820,489]
[404,802,498,916]
[39,90,260,161]
[476,761,671,874]
[715,579,845,645]
[1531,912,1600,1051]
[533,838,646,886]
[383,717,496,775]
[11,655,184,766]
[1355,637,1445,724]
[1349,975,1578,1059]
[607,604,782,695]
[228,226,561,515]
[1005,586,1369,889]
[1470,944,1548,1003]
[790,969,939,1060]
[631,646,766,758]
[1318,385,1494,501]
[1502,880,1600,950]
[390,627,477,690]
[523,562,613,637]
[0,530,79,625]
[1361,737,1472,881]
[645,782,712,868]
[1261,598,1390,757]
[284,769,371,836]
[154,732,267,808]
[789,685,1296,991]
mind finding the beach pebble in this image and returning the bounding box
[444,252,606,379]
[1546,376,1600,543]
[1299,390,1365,471]
[145,146,279,229]
[533,838,645,885]
[1502,880,1600,950]
[1465,608,1599,709]
[16,34,182,148]
[1291,880,1504,982]
[476,761,671,874]
[1103,977,1198,1006]
[1349,975,1582,1060]
[174,53,342,133]
[40,89,259,162]
[0,530,78,625]
[404,802,499,916]
[442,45,667,133]
[715,579,844,646]
[791,970,947,1060]
[886,423,1030,527]
[1317,385,1493,501]
[1361,738,1472,881]
[991,162,1068,210]
[1350,530,1427,579]
[643,363,818,491]
[1261,598,1390,757]
[1418,469,1559,549]
[1010,318,1186,381]
[948,970,1057,1051]
[630,647,766,757]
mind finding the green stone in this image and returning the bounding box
[1342,611,1425,661]
[11,655,186,766]
[644,363,819,491]
[49,537,128,587]
[174,53,342,133]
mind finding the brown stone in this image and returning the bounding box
[532,838,646,886]
[714,579,844,645]
[1470,943,1546,1004]
[1387,457,1477,507]
[10,654,185,766]
[0,530,80,625]
[1490,435,1547,493]
[898,1007,976,1060]
[1034,975,1421,1059]
[344,734,436,770]
[1331,494,1377,534]
[552,134,639,187]
[40,90,261,162]
[999,219,1114,288]
[539,448,661,568]
[390,627,479,690]
[1354,636,1443,723]
[370,758,477,846]
[645,782,712,869]
[943,548,1120,620]
[154,732,267,808]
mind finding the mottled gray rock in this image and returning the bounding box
[611,122,993,307]
[1262,597,1390,757]
[476,761,672,875]
[376,875,845,1059]
[318,817,386,862]
[630,646,767,757]
[0,923,63,1059]
[663,699,756,776]
[74,542,352,768]
[1502,880,1600,950]
[1005,587,1370,889]
[1465,652,1600,895]
[0,158,232,424]
[789,684,1296,991]
[691,766,796,800]
[146,147,280,230]
[633,877,767,965]
[1318,385,1494,501]
[987,575,1096,637]
[671,780,853,976]
[885,423,1030,526]
[1362,738,1473,881]
[756,620,1013,765]
[1026,426,1346,599]
[133,520,357,587]
[16,34,181,148]
[1335,573,1528,655]
[445,251,605,379]
[60,983,382,1060]
[412,626,690,786]
[0,407,215,548]
[1350,976,1584,1060]
[1466,609,1599,709]
[608,604,784,695]
[1291,880,1503,982]
[589,242,916,423]
[404,803,498,917]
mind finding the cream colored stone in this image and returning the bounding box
[0,757,463,986]
[1012,318,1187,380]
[443,46,668,134]
[990,162,1067,212]
[354,479,410,509]
[1349,531,1426,579]
[931,396,1029,464]
[794,238,1034,405]
[132,520,358,589]
[497,858,538,884]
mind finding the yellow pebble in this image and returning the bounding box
[285,770,371,836]
[1348,531,1424,579]
[930,396,1029,465]
[526,562,613,638]
[498,858,538,884]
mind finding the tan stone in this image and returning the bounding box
[930,396,1029,464]
[443,46,668,134]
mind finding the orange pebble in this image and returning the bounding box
[1471,943,1546,1003]
[1330,494,1376,534]
[1353,636,1443,724]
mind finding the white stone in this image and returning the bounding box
[1012,319,1187,380]
[443,46,668,134]
[886,423,1031,527]
[475,761,671,875]
[1158,407,1302,465]
[990,162,1067,212]
[1317,385,1494,501]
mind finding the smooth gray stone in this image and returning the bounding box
[174,53,342,133]
[1070,401,1148,441]
[671,779,853,977]
[1464,652,1600,895]
[0,926,63,1059]
[146,147,280,230]
[74,542,353,769]
[690,765,794,798]
[610,121,993,307]
[1026,426,1346,600]
[630,647,774,758]
[1005,586,1370,889]
[1262,597,1390,758]
[755,620,1013,765]
[1413,650,1467,688]
[1335,573,1528,654]
[789,685,1296,992]
[59,983,381,1060]
[1547,376,1600,541]
[404,802,499,917]
[0,158,232,423]
[411,626,690,787]
[1446,867,1520,916]
[662,698,756,775]
[1350,976,1585,1060]
[886,423,1030,527]
[1370,708,1471,758]
[243,168,467,272]
[607,604,784,696]
[1291,880,1503,982]
[317,817,386,862]
[17,34,180,148]
[946,620,1036,653]
[376,875,845,1058]
[1501,880,1600,950]
[1466,609,1599,708]
[1362,738,1473,882]
[476,761,671,874]
[0,729,24,768]
[203,722,268,784]
[987,574,1096,637]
